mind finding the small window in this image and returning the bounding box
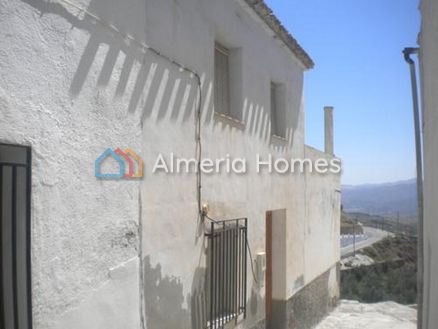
[270,82,286,138]
[214,43,231,116]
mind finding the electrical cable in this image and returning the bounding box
[195,76,202,215]
[246,235,259,284]
[204,214,219,223]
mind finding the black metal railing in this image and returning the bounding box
[0,144,32,329]
[205,218,247,329]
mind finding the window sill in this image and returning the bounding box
[214,111,245,129]
[271,134,288,143]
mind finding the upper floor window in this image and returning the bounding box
[214,43,231,116]
[270,82,286,138]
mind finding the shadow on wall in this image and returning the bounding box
[143,256,207,329]
[22,0,203,126]
[21,0,301,143]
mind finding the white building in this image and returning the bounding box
[0,0,341,329]
[419,0,438,327]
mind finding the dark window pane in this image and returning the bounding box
[0,145,27,165]
[1,166,15,329]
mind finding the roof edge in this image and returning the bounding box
[243,0,314,69]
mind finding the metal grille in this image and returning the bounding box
[206,218,247,329]
[0,144,32,329]
[214,43,231,116]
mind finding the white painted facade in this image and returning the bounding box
[0,0,340,328]
[419,0,438,327]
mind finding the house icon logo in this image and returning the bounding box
[95,148,143,179]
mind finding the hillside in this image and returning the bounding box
[341,235,417,304]
[340,212,364,235]
[342,179,417,221]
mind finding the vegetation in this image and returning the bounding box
[341,235,417,304]
[340,212,364,235]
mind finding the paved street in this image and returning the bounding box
[315,300,417,329]
[341,226,392,257]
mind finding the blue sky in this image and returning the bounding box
[265,0,421,185]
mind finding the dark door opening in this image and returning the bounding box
[0,143,32,329]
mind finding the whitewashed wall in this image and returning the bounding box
[304,146,340,297]
[0,0,340,328]
[419,0,438,327]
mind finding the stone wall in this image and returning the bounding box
[270,263,339,329]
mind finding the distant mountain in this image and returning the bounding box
[342,179,418,218]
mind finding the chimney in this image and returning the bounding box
[324,106,334,155]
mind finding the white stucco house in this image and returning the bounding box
[0,0,341,329]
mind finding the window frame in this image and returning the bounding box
[270,81,287,140]
[214,43,231,116]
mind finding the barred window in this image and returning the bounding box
[214,43,231,116]
[0,144,32,329]
[206,218,248,329]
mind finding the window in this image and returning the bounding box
[213,42,244,122]
[214,43,231,116]
[271,83,279,136]
[270,82,286,138]
[206,218,248,329]
[0,144,32,329]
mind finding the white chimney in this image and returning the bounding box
[324,106,334,155]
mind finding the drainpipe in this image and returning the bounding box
[403,47,424,329]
